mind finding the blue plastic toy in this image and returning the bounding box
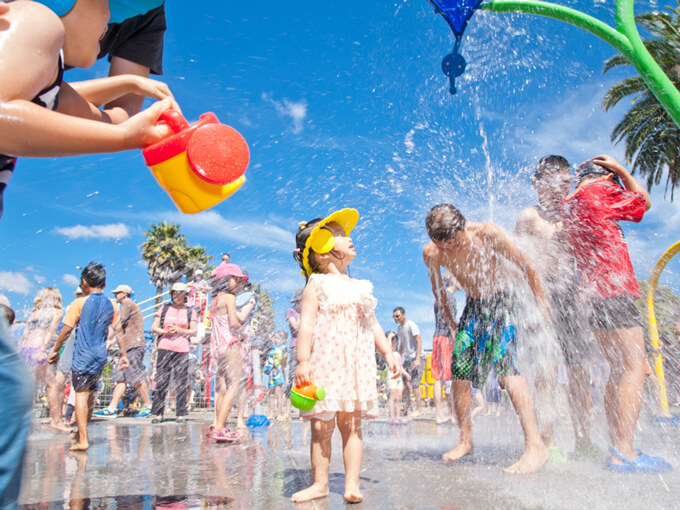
[427,0,483,94]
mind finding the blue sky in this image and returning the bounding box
[2,0,680,347]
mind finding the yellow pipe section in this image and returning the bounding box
[646,240,680,415]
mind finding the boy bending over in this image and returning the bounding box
[423,204,549,473]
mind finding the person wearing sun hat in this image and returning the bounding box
[208,262,257,441]
[292,208,359,279]
[290,208,399,503]
[150,281,198,423]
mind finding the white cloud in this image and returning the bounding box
[63,274,80,287]
[0,271,34,295]
[166,211,293,251]
[262,93,307,133]
[54,223,130,240]
[508,81,625,164]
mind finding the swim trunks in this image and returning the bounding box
[586,294,641,331]
[431,335,453,380]
[114,346,146,385]
[452,292,518,388]
[72,370,101,392]
[546,281,589,366]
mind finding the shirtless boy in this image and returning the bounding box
[423,204,549,473]
[515,155,595,459]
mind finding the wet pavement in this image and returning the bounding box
[19,408,680,509]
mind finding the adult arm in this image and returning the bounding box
[48,324,72,364]
[592,155,651,211]
[483,225,551,317]
[295,282,318,386]
[413,333,423,369]
[423,243,458,332]
[151,315,166,336]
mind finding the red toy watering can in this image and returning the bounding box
[142,110,249,214]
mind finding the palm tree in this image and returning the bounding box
[139,222,211,304]
[603,4,680,199]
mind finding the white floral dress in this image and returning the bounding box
[303,273,379,419]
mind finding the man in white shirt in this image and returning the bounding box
[394,307,423,417]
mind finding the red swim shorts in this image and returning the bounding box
[431,336,454,381]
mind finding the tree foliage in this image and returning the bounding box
[634,280,680,341]
[603,5,680,199]
[139,222,212,302]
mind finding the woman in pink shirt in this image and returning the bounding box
[150,282,198,423]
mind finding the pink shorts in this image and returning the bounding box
[432,336,453,381]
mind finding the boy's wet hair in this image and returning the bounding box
[535,155,570,180]
[81,262,106,288]
[393,306,405,315]
[426,204,466,242]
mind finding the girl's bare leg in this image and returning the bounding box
[216,346,242,429]
[290,418,334,503]
[42,365,69,432]
[388,391,396,420]
[337,411,364,503]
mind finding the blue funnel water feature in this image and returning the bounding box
[427,0,483,94]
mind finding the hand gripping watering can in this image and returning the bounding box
[143,110,249,214]
[290,382,326,411]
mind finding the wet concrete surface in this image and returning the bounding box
[19,408,680,509]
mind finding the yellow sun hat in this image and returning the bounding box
[294,208,359,277]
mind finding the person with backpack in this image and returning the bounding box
[150,282,198,423]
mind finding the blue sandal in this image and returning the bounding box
[607,447,673,474]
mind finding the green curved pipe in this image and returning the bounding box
[481,0,680,128]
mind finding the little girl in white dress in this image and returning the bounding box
[290,208,398,504]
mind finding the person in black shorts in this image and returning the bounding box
[97,2,168,119]
[563,155,671,473]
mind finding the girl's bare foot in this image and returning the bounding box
[442,441,473,462]
[70,441,89,451]
[503,443,549,474]
[290,483,329,503]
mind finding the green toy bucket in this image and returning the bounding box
[290,387,326,411]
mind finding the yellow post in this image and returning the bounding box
[646,240,680,416]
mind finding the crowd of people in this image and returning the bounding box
[0,0,678,506]
[1,154,680,504]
